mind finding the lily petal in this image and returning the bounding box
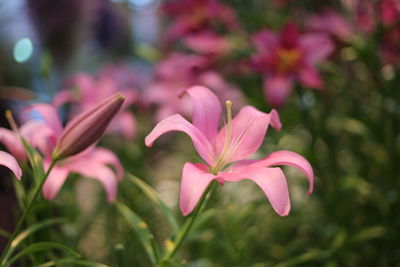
[0,128,26,161]
[216,106,281,163]
[252,29,279,54]
[66,160,118,202]
[180,162,216,216]
[299,33,334,65]
[264,75,294,107]
[25,104,63,135]
[0,151,22,180]
[298,66,323,89]
[220,167,290,216]
[145,114,214,164]
[186,86,222,143]
[42,161,69,200]
[108,111,137,139]
[53,90,74,108]
[249,150,314,195]
[88,148,125,181]
[20,121,58,157]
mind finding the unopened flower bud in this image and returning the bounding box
[52,93,125,160]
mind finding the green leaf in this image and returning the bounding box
[275,249,332,267]
[4,242,80,267]
[13,177,27,209]
[37,257,110,267]
[20,137,45,186]
[3,218,66,262]
[127,173,179,233]
[116,202,158,265]
[0,229,10,239]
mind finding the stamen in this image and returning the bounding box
[5,110,20,134]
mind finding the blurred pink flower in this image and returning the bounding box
[380,0,400,26]
[145,86,313,216]
[381,27,400,65]
[183,31,232,56]
[164,0,238,41]
[54,71,138,139]
[342,0,377,33]
[0,104,124,202]
[252,23,333,107]
[0,151,22,180]
[147,53,244,120]
[306,10,353,42]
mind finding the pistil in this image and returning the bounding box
[212,100,233,174]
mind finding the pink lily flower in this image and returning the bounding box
[0,151,22,180]
[341,0,377,33]
[252,23,334,107]
[54,72,138,139]
[306,10,353,42]
[145,86,313,216]
[28,103,124,202]
[380,0,400,27]
[1,104,124,202]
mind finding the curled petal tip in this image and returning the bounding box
[270,109,282,131]
[144,136,153,147]
[0,151,22,180]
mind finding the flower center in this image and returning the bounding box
[211,100,233,174]
[277,48,301,73]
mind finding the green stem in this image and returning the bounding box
[0,160,57,266]
[162,181,217,262]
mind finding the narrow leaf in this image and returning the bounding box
[4,242,80,267]
[127,173,179,233]
[0,228,10,238]
[37,257,110,267]
[116,202,157,265]
[3,218,66,262]
[20,137,45,186]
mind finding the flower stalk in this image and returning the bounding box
[0,160,57,265]
[162,181,217,262]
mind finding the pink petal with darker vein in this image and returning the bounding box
[0,151,22,180]
[179,162,216,216]
[145,114,214,165]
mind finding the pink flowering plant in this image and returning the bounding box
[146,86,313,217]
[1,0,398,265]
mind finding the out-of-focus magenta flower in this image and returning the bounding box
[381,27,400,65]
[1,103,124,202]
[53,93,125,160]
[145,86,313,216]
[183,31,232,56]
[306,10,353,42]
[164,0,238,41]
[380,0,400,27]
[252,23,334,107]
[147,53,244,120]
[342,0,377,34]
[54,71,138,139]
[0,151,22,180]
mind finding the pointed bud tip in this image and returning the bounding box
[115,92,125,100]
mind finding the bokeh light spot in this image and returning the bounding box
[13,38,33,63]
